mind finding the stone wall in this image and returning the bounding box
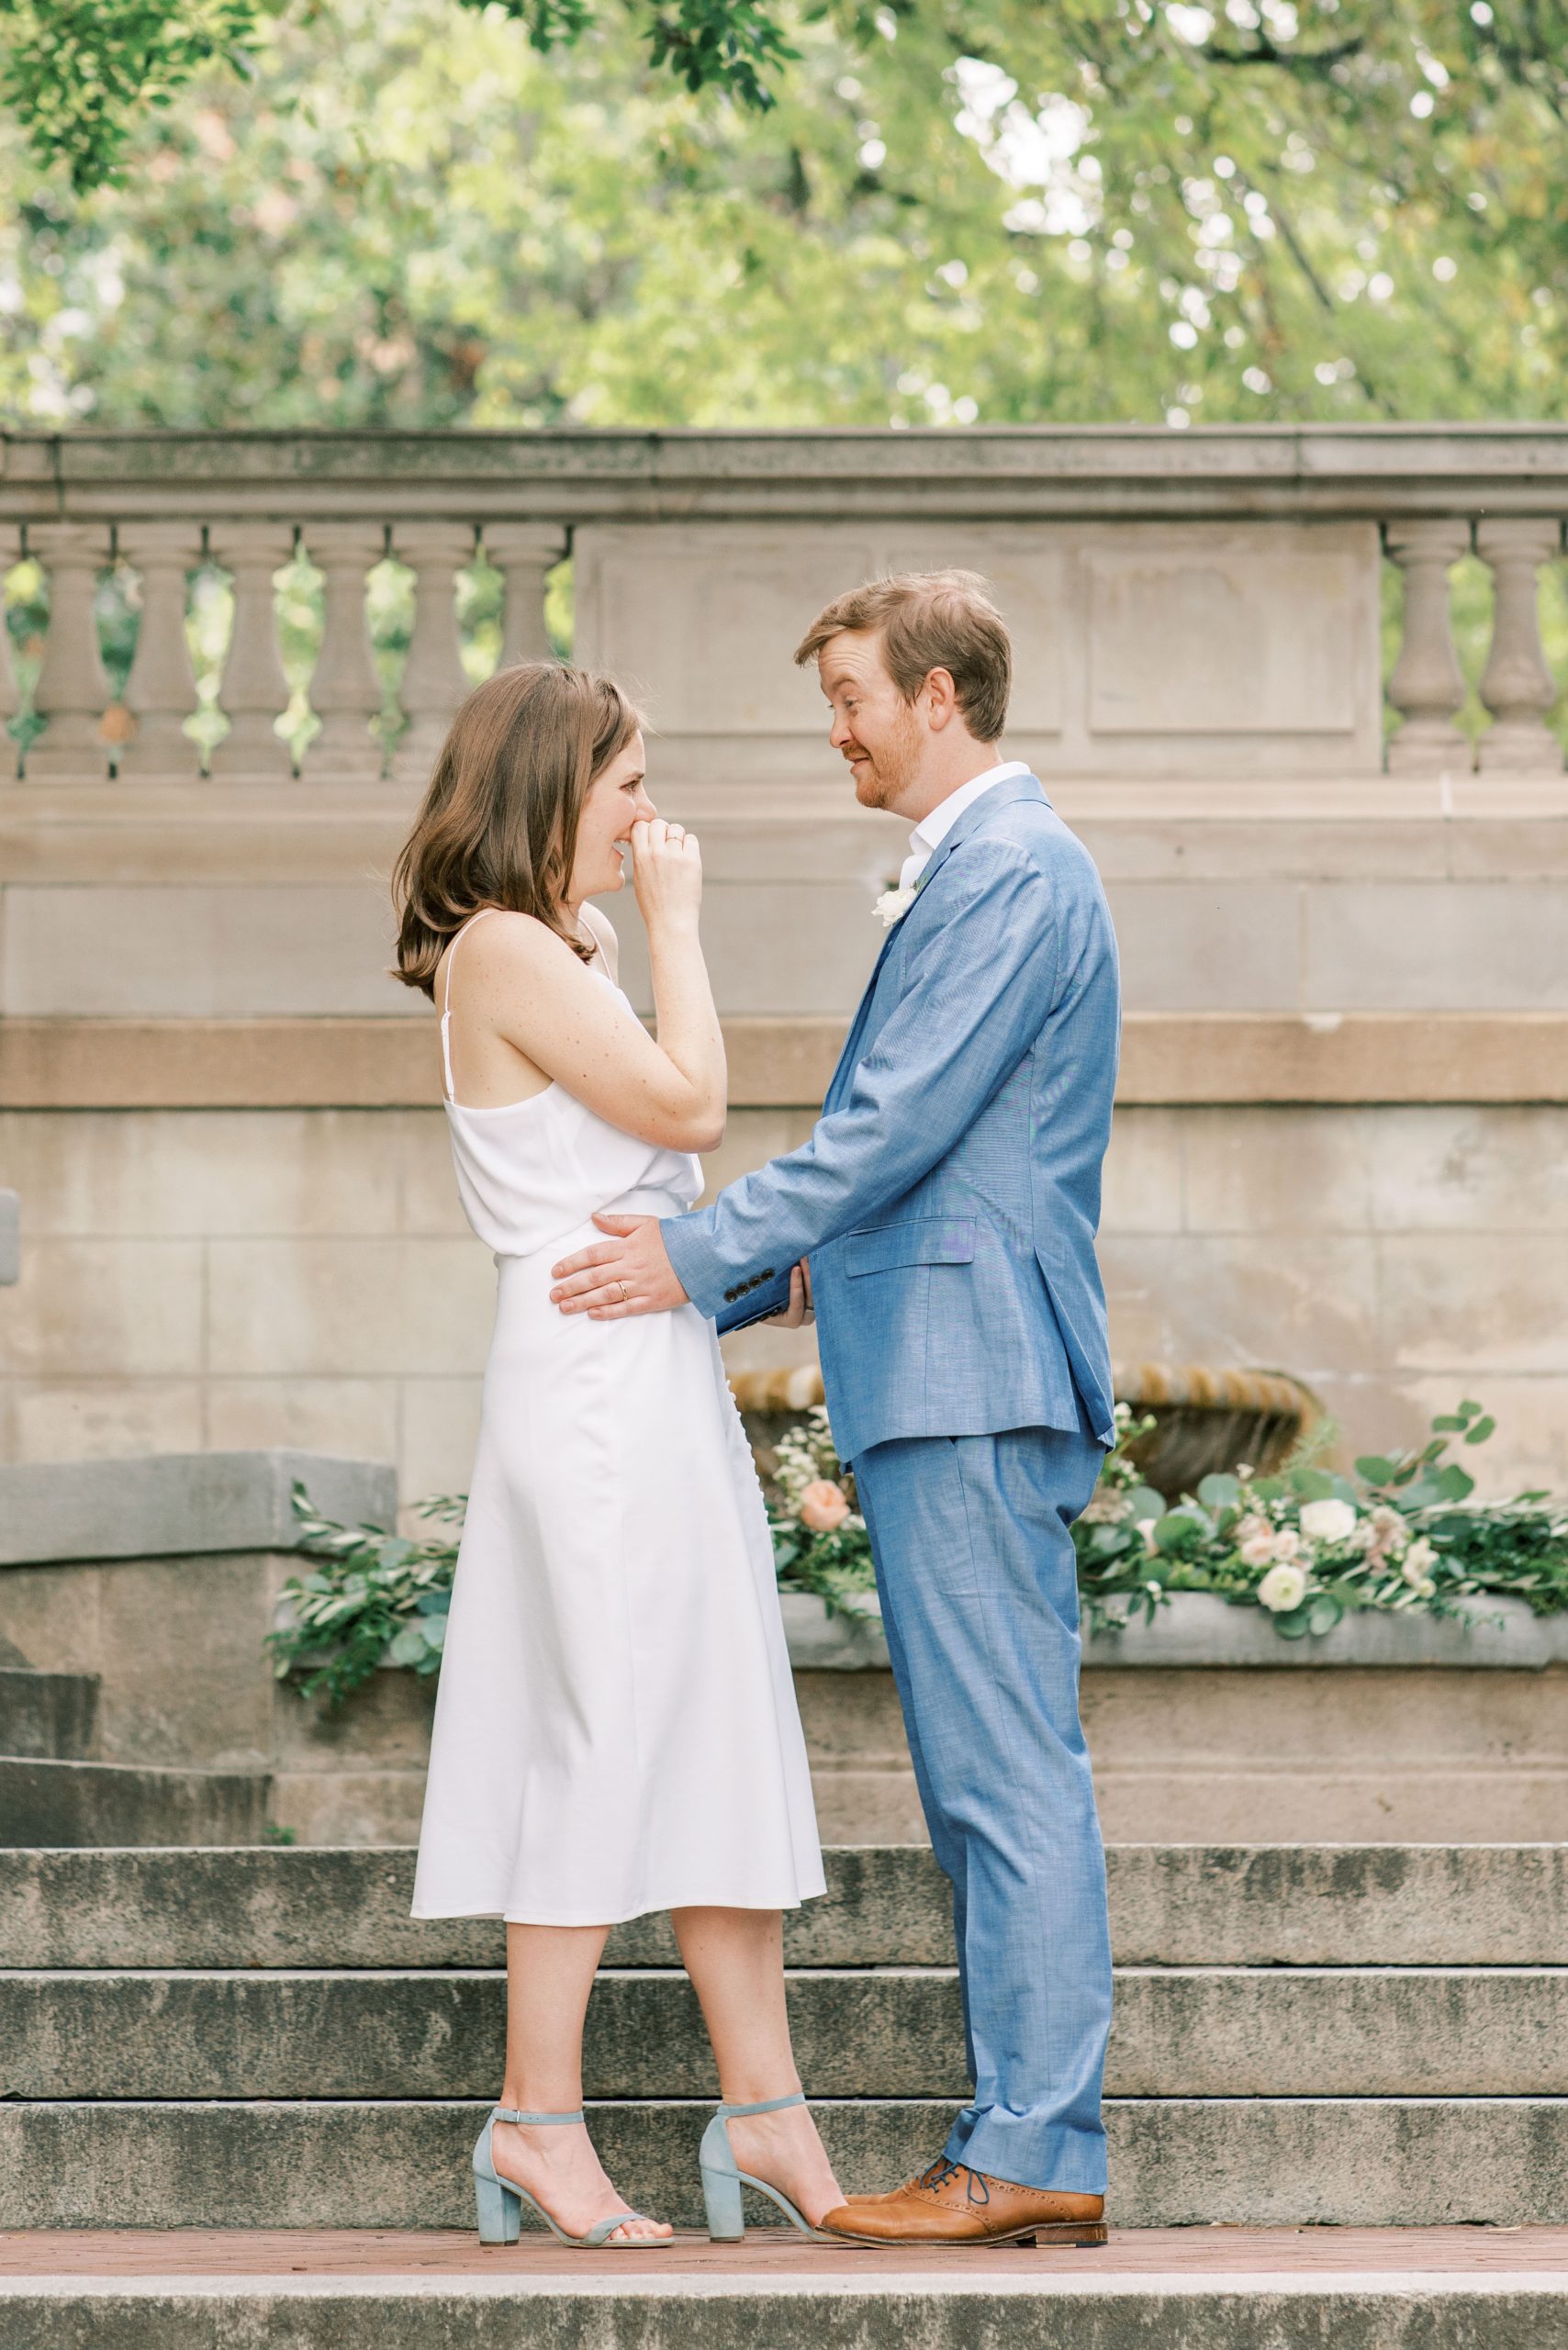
[3,427,1567,1490]
[2,1097,1565,1497]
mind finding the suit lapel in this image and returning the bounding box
[823,775,1049,1111]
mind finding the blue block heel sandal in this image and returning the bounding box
[473,2107,671,2250]
[700,2091,837,2243]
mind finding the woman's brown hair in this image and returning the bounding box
[391,662,642,997]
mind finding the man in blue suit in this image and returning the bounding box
[550,570,1120,2248]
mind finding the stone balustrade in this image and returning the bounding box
[1,426,1565,785]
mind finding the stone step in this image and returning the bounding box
[0,1669,100,1762]
[0,1758,270,1848]
[4,2239,1566,2350]
[5,1964,1566,2101]
[1,2098,1564,2231]
[3,1843,1562,1969]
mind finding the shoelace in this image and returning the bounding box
[918,2157,991,2207]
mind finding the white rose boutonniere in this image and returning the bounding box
[875,883,918,929]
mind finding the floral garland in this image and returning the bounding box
[269,1398,1568,1704]
[1074,1398,1568,1639]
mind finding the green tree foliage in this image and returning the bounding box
[0,0,798,190]
[0,0,1564,428]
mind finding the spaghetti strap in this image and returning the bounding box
[439,909,498,1105]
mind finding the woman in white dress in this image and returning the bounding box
[392,662,840,2250]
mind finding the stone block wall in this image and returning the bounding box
[3,427,1567,1494]
[2,1097,1565,1500]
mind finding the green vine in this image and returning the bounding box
[267,1488,464,1708]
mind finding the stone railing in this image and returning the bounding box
[2,424,1566,785]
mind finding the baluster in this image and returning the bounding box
[1384,520,1471,776]
[1476,518,1563,773]
[210,521,296,785]
[25,522,112,783]
[0,523,19,779]
[301,522,386,781]
[483,523,566,667]
[390,521,475,784]
[116,521,203,778]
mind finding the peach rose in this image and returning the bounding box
[799,1480,851,1532]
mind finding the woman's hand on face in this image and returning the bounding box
[630,818,702,931]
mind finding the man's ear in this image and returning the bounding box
[923,666,960,732]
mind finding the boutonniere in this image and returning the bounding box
[875,867,932,927]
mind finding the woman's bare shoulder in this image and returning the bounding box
[463,909,577,969]
[576,900,620,975]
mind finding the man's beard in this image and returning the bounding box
[851,708,923,809]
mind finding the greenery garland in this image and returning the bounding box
[269,1398,1568,1707]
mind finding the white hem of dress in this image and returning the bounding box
[411,1884,827,1929]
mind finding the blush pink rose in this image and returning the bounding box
[799,1480,851,1532]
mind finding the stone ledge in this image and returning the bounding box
[785,1591,1568,1673]
[8,420,1568,522]
[0,1450,394,1569]
[5,1012,1567,1108]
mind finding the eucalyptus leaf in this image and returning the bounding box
[1356,1455,1396,1485]
[1196,1472,1241,1510]
[1153,1512,1203,1558]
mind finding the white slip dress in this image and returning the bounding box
[410,910,825,1925]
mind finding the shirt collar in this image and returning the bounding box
[910,760,1031,862]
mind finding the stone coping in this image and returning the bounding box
[0,1452,395,1569]
[6,1013,1568,1108]
[6,421,1568,520]
[782,1591,1568,1673]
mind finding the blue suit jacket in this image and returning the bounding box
[662,776,1121,1463]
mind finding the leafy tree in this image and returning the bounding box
[0,0,799,189]
[0,0,1564,431]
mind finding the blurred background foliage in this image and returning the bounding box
[3,0,1567,432]
[3,0,1568,755]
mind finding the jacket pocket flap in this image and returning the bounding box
[844,1218,977,1277]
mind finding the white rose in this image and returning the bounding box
[1402,1537,1438,1588]
[1270,1527,1304,1562]
[1238,1531,1275,1567]
[1300,1498,1358,1546]
[1235,1513,1272,1546]
[1258,1561,1308,1613]
[875,885,917,929]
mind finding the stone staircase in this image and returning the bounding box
[0,1662,270,1849]
[1,1841,1565,2236]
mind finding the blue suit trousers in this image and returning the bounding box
[851,1424,1113,2193]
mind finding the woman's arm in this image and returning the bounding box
[477,821,726,1153]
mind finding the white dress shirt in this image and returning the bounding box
[897,760,1032,893]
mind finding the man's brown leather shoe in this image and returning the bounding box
[817,2156,1106,2247]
